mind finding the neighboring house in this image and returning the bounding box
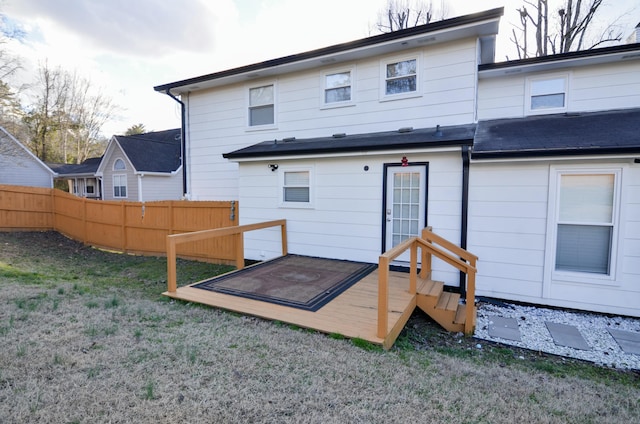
[154,8,640,317]
[96,129,183,202]
[48,157,103,199]
[0,126,55,188]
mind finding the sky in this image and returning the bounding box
[2,0,638,137]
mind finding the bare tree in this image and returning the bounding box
[22,61,117,163]
[0,11,23,105]
[511,0,626,59]
[22,61,65,162]
[374,0,449,33]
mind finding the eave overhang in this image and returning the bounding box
[154,8,503,95]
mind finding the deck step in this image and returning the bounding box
[436,291,460,312]
[417,279,443,298]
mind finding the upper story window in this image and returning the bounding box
[114,158,126,170]
[385,58,417,96]
[527,75,568,114]
[324,70,352,104]
[248,84,275,127]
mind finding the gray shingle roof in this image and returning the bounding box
[114,129,181,172]
[473,109,640,159]
[47,157,102,176]
[223,124,476,160]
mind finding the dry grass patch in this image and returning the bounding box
[0,231,639,423]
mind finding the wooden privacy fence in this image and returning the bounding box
[0,184,238,264]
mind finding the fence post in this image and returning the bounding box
[169,201,174,235]
[51,188,57,231]
[82,197,87,244]
[121,202,126,252]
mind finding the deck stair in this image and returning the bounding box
[415,276,476,333]
[377,227,478,344]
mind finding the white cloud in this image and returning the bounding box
[5,0,218,57]
[2,0,638,137]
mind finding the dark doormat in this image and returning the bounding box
[192,255,377,311]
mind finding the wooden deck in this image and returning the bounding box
[163,269,416,350]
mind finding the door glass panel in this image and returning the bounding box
[389,170,423,249]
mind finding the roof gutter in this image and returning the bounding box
[163,89,187,197]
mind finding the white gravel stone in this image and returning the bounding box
[474,301,640,370]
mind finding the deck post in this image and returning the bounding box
[167,237,177,293]
[465,258,477,335]
[280,221,288,256]
[420,228,432,279]
[236,232,244,270]
[409,241,417,294]
[377,256,390,338]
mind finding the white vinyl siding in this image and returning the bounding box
[137,173,183,201]
[478,60,640,120]
[469,160,639,317]
[238,151,463,286]
[186,39,478,200]
[0,130,54,188]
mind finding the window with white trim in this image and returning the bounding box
[248,84,275,127]
[280,168,313,207]
[554,171,619,275]
[323,70,352,104]
[114,158,126,170]
[527,75,567,113]
[113,174,127,198]
[383,57,418,97]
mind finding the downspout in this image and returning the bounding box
[163,89,187,197]
[459,145,471,297]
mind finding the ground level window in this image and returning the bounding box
[555,173,616,275]
[283,171,310,203]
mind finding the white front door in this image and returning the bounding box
[384,165,427,263]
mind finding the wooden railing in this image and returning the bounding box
[166,220,287,293]
[377,228,478,337]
